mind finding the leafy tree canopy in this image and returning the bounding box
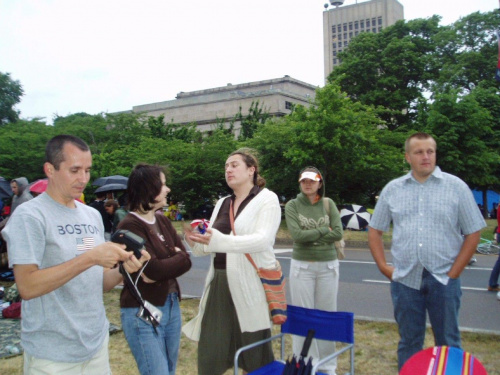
[250,84,405,206]
[0,72,24,125]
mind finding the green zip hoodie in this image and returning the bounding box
[284,174,343,261]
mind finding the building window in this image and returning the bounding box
[355,21,359,30]
[343,23,347,32]
[344,33,347,39]
[360,20,364,28]
[349,32,353,37]
[337,25,341,33]
[349,23,353,31]
[355,30,359,36]
[333,42,337,48]
[344,41,348,47]
[372,18,376,25]
[333,58,337,65]
[366,19,370,27]
[333,51,337,56]
[332,26,336,34]
[378,27,382,32]
[285,101,293,110]
[378,17,382,25]
[373,28,376,33]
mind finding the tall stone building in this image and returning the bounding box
[119,76,316,136]
[323,0,404,80]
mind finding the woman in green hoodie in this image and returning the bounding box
[284,166,343,375]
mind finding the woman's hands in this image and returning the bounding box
[141,274,156,283]
[139,246,183,284]
[186,228,212,246]
[183,222,212,246]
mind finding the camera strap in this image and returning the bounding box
[119,261,160,333]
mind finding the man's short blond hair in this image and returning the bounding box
[405,132,436,153]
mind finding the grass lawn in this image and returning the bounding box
[1,290,499,374]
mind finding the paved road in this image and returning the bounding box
[178,246,500,335]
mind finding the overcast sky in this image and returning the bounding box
[1,0,498,124]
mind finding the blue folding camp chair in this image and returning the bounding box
[234,305,355,375]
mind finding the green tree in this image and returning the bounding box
[237,101,271,141]
[104,112,150,148]
[0,72,24,125]
[125,130,236,218]
[250,84,405,205]
[421,88,500,215]
[329,11,499,131]
[329,17,442,130]
[0,120,53,181]
[433,11,500,92]
[246,116,298,202]
[147,114,202,143]
[53,112,111,153]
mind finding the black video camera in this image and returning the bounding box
[111,229,145,259]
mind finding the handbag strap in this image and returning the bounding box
[229,199,259,271]
[323,197,330,215]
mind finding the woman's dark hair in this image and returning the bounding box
[127,164,166,213]
[299,166,324,197]
[229,148,266,188]
[45,135,89,170]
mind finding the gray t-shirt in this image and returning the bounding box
[3,193,109,362]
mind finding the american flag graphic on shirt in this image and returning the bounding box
[76,237,95,253]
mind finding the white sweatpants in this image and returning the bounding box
[289,259,340,375]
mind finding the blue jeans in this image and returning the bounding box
[489,253,500,288]
[391,269,462,372]
[121,293,181,375]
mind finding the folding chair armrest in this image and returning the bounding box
[234,333,285,375]
[311,343,354,375]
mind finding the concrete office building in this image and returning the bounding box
[323,0,404,79]
[120,76,317,136]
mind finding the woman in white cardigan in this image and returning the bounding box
[182,148,281,375]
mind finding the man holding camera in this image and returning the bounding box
[3,135,150,374]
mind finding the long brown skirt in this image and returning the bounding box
[197,269,274,375]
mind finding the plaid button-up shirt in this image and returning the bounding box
[370,167,486,289]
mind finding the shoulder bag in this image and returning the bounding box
[229,199,287,325]
[323,198,345,260]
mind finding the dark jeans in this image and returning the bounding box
[391,269,462,371]
[489,252,500,288]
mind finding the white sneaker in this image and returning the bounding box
[497,291,500,301]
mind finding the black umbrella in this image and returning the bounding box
[0,177,13,201]
[282,329,315,375]
[93,175,128,187]
[282,356,297,375]
[95,183,128,193]
[340,204,371,230]
[297,357,313,375]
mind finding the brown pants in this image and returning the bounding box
[198,269,274,375]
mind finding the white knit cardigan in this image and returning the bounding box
[182,188,282,341]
